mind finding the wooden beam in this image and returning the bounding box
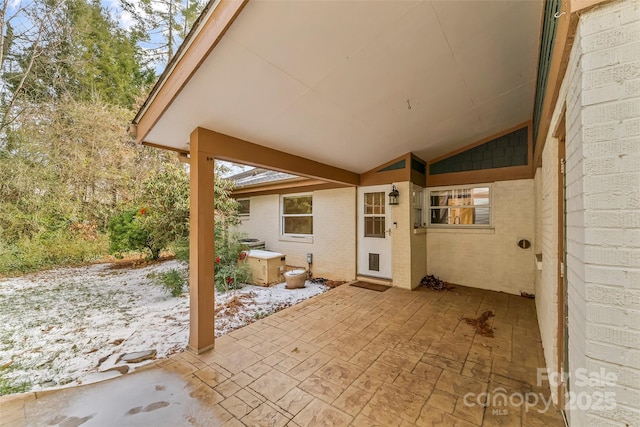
[232,177,340,194]
[426,165,533,187]
[233,182,346,198]
[571,0,612,13]
[144,141,189,155]
[194,127,360,186]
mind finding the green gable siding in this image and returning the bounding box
[429,127,528,175]
[377,159,406,172]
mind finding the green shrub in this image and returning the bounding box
[173,231,253,293]
[107,208,161,259]
[171,237,190,263]
[150,269,186,297]
[214,229,252,292]
[0,232,108,276]
[107,164,190,260]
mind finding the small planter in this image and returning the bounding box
[284,270,306,289]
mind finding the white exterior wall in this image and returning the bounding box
[534,167,543,291]
[426,179,536,295]
[411,185,428,290]
[391,181,413,290]
[235,187,357,282]
[534,140,561,402]
[555,1,640,425]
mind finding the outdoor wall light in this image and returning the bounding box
[389,185,400,206]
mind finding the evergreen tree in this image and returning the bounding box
[1,0,154,116]
[121,0,206,65]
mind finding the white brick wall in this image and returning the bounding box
[235,187,357,281]
[535,138,560,402]
[554,1,640,425]
[391,181,412,289]
[426,179,536,295]
[411,184,428,290]
[236,182,428,290]
[564,8,588,425]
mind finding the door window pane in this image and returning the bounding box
[364,217,385,238]
[364,191,386,238]
[365,192,385,215]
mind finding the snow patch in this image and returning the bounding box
[0,260,328,394]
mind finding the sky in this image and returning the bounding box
[102,0,169,74]
[104,0,136,31]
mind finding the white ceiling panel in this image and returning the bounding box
[146,40,309,147]
[143,0,543,174]
[432,0,542,105]
[265,89,396,169]
[225,0,421,87]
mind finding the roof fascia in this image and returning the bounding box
[133,0,248,145]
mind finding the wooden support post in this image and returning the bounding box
[188,129,216,353]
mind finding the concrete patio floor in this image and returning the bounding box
[1,283,565,426]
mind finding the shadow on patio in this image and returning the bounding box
[1,284,565,426]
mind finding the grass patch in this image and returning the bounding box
[0,365,31,395]
[149,269,186,297]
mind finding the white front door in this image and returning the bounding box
[357,185,393,279]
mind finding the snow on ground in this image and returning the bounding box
[0,260,329,394]
[214,282,329,336]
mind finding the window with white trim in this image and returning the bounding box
[238,198,250,216]
[428,185,491,226]
[281,194,313,236]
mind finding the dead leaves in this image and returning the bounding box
[325,280,346,289]
[308,278,346,289]
[462,310,495,338]
[420,275,455,291]
[215,293,255,316]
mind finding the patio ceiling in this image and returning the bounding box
[141,0,543,174]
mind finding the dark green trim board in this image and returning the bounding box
[377,159,406,172]
[429,127,529,175]
[533,0,561,148]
